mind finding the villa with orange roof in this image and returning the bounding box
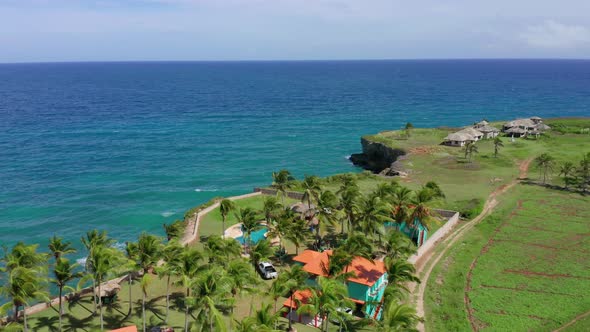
[282,249,388,324]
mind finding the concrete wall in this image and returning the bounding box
[408,209,460,265]
[253,187,304,200]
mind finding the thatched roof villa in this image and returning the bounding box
[502,116,550,138]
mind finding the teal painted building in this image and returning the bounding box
[389,218,429,247]
[289,250,389,320]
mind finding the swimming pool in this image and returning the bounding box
[235,227,268,245]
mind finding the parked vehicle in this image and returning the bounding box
[257,261,278,279]
[330,307,353,324]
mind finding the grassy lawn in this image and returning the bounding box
[424,184,590,331]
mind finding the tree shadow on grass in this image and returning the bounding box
[33,316,59,332]
[62,312,94,332]
[67,294,94,315]
[133,297,166,322]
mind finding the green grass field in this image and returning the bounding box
[424,184,590,331]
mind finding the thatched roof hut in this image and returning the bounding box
[95,281,121,297]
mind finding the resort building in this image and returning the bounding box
[502,116,550,138]
[283,249,388,325]
[443,127,484,147]
[392,219,428,247]
[474,120,500,139]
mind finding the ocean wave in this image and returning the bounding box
[344,155,351,160]
[76,257,87,266]
[161,210,176,217]
[194,188,219,192]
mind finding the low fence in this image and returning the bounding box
[254,187,304,200]
[408,209,461,265]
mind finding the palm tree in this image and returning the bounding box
[269,279,289,314]
[81,230,114,314]
[284,218,310,255]
[493,137,504,158]
[52,258,82,332]
[262,196,283,225]
[48,236,76,261]
[191,269,231,332]
[174,247,204,332]
[271,169,295,204]
[0,265,48,332]
[250,303,280,331]
[267,209,294,252]
[314,190,339,247]
[357,195,390,243]
[219,199,236,238]
[236,208,263,253]
[404,122,414,138]
[385,258,420,292]
[250,239,274,268]
[0,243,49,329]
[204,235,242,266]
[377,303,420,332]
[339,185,360,234]
[381,230,416,261]
[535,153,555,184]
[299,276,353,332]
[226,259,259,318]
[139,273,152,332]
[130,233,163,274]
[278,265,309,330]
[464,142,479,162]
[162,220,184,241]
[88,245,123,331]
[302,175,322,210]
[392,187,413,227]
[409,188,436,241]
[559,161,576,189]
[155,240,182,323]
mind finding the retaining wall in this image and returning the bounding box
[408,209,461,265]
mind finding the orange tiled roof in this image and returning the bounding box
[283,289,314,309]
[292,250,386,287]
[109,326,138,332]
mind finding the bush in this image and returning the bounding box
[183,197,223,220]
[449,198,484,219]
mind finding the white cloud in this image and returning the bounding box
[520,20,590,49]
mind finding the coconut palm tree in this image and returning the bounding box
[236,208,263,253]
[155,240,182,323]
[314,190,339,247]
[226,259,259,318]
[284,218,310,255]
[219,199,236,238]
[339,185,360,234]
[174,247,204,332]
[48,236,76,261]
[87,245,124,331]
[0,243,49,329]
[139,273,152,332]
[267,209,294,253]
[250,303,280,331]
[535,153,555,184]
[464,142,479,162]
[377,303,420,332]
[130,233,163,274]
[559,161,576,189]
[204,235,242,266]
[384,259,420,295]
[271,169,295,204]
[250,239,274,268]
[381,230,416,261]
[81,230,115,314]
[191,269,231,332]
[281,265,309,330]
[424,181,445,199]
[493,137,504,158]
[0,265,48,332]
[392,187,413,227]
[577,152,590,193]
[357,195,390,244]
[298,276,353,332]
[262,196,283,225]
[302,175,322,210]
[269,279,289,314]
[409,188,436,241]
[52,258,82,332]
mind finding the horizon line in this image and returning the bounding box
[2,57,590,65]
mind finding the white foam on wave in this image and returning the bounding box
[194,188,219,192]
[75,242,126,266]
[76,257,87,266]
[344,154,351,160]
[161,210,175,217]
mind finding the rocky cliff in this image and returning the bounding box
[349,137,407,173]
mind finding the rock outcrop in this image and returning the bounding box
[349,137,406,173]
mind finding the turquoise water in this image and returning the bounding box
[235,227,268,245]
[1,60,589,261]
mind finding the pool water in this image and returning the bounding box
[235,227,268,245]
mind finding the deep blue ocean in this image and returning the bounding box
[1,60,589,260]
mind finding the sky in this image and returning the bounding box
[1,0,590,62]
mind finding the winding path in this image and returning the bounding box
[412,158,532,332]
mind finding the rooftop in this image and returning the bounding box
[293,249,387,287]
